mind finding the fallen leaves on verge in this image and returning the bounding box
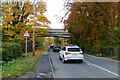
[22,48,46,56]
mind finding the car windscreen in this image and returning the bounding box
[68,48,81,52]
[55,46,61,48]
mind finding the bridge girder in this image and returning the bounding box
[37,29,71,38]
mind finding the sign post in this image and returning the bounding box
[23,30,30,62]
[26,37,27,62]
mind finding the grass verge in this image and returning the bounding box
[86,52,119,61]
[2,48,46,79]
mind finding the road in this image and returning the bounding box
[19,52,53,78]
[49,49,119,78]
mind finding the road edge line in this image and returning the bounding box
[47,49,56,79]
[84,60,120,77]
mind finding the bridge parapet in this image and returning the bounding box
[46,29,68,33]
[37,29,70,38]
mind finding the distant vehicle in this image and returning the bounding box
[50,44,54,49]
[59,45,83,63]
[53,46,61,52]
[65,44,74,46]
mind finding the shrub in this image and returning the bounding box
[90,48,99,54]
[100,47,110,57]
[117,46,120,60]
[2,42,22,61]
[87,52,94,55]
[19,40,33,53]
[0,48,2,56]
[113,47,118,57]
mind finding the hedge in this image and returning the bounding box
[100,47,110,57]
[19,40,42,53]
[19,41,33,53]
[2,42,22,61]
[0,48,2,55]
[117,46,120,60]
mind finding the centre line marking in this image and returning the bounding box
[84,60,119,77]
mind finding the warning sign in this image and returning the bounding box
[23,30,30,37]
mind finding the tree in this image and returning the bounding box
[2,1,50,42]
[63,2,120,54]
[54,37,61,45]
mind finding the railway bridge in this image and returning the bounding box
[37,29,71,38]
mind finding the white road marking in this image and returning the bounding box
[37,75,41,78]
[39,73,46,76]
[84,60,120,77]
[47,51,56,79]
[87,62,92,66]
[36,73,47,78]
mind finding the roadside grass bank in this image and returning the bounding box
[88,46,120,61]
[2,48,46,79]
[86,52,119,61]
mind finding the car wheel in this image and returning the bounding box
[62,56,67,63]
[59,55,62,60]
[79,60,83,63]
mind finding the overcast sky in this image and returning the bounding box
[45,0,66,29]
[44,0,119,29]
[2,0,119,29]
[1,0,66,29]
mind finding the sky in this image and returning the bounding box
[44,0,66,29]
[1,0,66,29]
[44,0,119,29]
[1,0,118,29]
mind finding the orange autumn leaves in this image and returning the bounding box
[64,2,119,47]
[22,48,46,56]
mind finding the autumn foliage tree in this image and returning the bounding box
[63,2,120,56]
[2,1,50,42]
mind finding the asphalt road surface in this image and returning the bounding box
[19,52,53,78]
[49,49,119,78]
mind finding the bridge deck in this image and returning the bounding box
[37,29,70,38]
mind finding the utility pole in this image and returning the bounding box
[33,0,35,56]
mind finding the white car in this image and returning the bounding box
[59,45,83,63]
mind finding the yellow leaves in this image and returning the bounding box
[22,48,46,56]
[15,22,26,29]
[5,29,15,36]
[10,71,12,73]
[4,15,12,22]
[24,2,33,14]
[2,1,50,42]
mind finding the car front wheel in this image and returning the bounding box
[59,55,62,60]
[62,56,67,63]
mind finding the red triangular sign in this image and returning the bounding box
[23,30,30,37]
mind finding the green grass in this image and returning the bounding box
[2,49,43,79]
[0,66,2,79]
